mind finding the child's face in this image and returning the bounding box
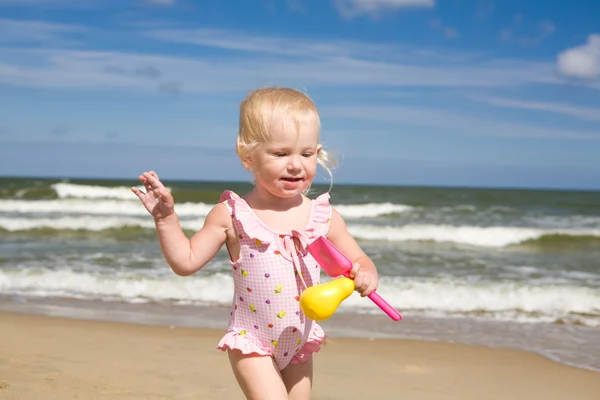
[249,112,321,199]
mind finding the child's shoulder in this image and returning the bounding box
[203,193,235,228]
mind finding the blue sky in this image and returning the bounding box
[0,0,599,190]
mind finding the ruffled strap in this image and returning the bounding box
[306,192,332,239]
[219,190,274,243]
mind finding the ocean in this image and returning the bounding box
[1,177,599,372]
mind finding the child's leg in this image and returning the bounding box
[281,357,313,400]
[227,350,288,400]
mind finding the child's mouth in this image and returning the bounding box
[281,177,302,182]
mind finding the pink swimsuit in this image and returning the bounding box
[217,190,331,370]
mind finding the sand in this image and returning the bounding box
[1,311,598,400]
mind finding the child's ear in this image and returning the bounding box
[241,156,253,171]
[316,144,322,155]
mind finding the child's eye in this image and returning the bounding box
[274,152,287,157]
[303,153,313,157]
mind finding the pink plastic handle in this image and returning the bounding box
[367,291,402,321]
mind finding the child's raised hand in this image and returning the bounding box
[349,262,378,297]
[131,171,175,220]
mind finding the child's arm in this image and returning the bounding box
[132,171,230,276]
[327,208,379,297]
[154,204,230,276]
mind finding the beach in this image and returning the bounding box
[1,311,599,400]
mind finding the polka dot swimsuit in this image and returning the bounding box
[217,190,332,370]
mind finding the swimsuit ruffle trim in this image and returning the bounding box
[216,331,272,356]
[219,190,332,242]
[216,324,327,359]
[292,323,327,363]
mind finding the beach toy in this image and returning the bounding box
[306,236,403,321]
[299,277,355,321]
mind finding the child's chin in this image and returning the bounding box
[276,183,308,196]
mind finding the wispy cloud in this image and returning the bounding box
[500,14,555,46]
[145,28,361,58]
[333,0,434,19]
[0,19,563,92]
[557,34,600,80]
[469,95,600,122]
[0,0,104,8]
[0,42,562,95]
[429,19,459,39]
[146,0,176,5]
[322,105,600,140]
[51,123,71,136]
[286,0,304,12]
[0,0,75,4]
[0,18,85,44]
[474,0,494,21]
[142,27,561,87]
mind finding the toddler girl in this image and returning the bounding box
[132,87,380,400]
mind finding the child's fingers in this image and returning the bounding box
[353,271,368,292]
[357,275,370,295]
[145,171,159,183]
[349,262,360,279]
[131,186,144,198]
[362,280,377,297]
[159,187,172,201]
[145,172,165,190]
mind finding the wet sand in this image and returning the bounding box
[1,311,599,400]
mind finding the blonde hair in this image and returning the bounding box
[236,86,337,191]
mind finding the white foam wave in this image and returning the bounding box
[3,215,599,247]
[0,269,233,304]
[0,199,213,218]
[48,183,411,218]
[334,203,412,218]
[1,199,408,220]
[348,224,600,247]
[1,270,598,326]
[0,216,203,231]
[347,277,600,326]
[52,183,151,200]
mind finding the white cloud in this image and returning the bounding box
[470,96,600,122]
[333,0,434,18]
[557,34,600,80]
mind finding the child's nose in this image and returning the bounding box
[288,156,302,170]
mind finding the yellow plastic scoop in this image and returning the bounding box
[299,277,355,321]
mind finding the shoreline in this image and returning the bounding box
[1,295,599,374]
[1,310,599,400]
